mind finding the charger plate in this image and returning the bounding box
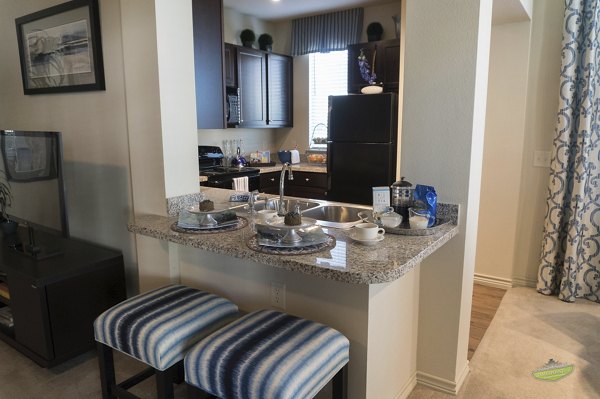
[170,216,248,234]
[246,234,336,255]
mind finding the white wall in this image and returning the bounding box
[223,7,277,49]
[475,20,531,285]
[401,0,492,390]
[155,0,199,198]
[0,0,138,293]
[361,2,402,43]
[512,0,563,286]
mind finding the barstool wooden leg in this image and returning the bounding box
[187,384,216,399]
[173,360,185,384]
[332,364,348,399]
[156,368,175,399]
[97,342,116,399]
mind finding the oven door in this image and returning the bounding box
[204,175,259,191]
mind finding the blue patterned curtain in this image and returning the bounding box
[537,0,600,303]
[291,8,363,56]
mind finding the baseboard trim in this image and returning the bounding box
[511,276,537,288]
[396,372,417,399]
[473,273,512,290]
[416,362,470,395]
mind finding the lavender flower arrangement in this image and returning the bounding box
[357,48,377,84]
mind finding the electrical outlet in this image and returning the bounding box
[271,282,286,309]
[533,150,551,167]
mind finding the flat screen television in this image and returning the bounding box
[0,130,68,257]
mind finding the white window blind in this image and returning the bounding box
[309,50,348,149]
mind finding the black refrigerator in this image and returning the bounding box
[326,93,398,205]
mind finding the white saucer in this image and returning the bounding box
[349,233,384,246]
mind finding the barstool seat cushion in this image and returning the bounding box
[185,309,350,399]
[94,284,238,371]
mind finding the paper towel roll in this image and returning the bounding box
[290,150,300,164]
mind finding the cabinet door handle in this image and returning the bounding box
[30,284,37,289]
[305,178,310,182]
[270,178,275,182]
[238,87,243,123]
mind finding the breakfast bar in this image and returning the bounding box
[128,187,458,399]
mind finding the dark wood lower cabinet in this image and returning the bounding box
[0,229,126,367]
[260,171,327,200]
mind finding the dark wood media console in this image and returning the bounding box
[0,229,126,367]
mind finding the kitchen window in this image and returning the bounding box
[309,50,348,149]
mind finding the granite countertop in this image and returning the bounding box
[258,163,326,174]
[133,189,458,285]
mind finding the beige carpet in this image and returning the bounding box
[0,342,187,398]
[410,287,600,399]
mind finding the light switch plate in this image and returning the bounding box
[533,150,551,168]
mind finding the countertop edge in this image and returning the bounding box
[127,218,458,285]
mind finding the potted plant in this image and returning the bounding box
[258,33,273,52]
[240,29,256,48]
[0,171,17,235]
[367,22,383,42]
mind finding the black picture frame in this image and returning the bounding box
[15,0,105,95]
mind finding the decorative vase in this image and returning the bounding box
[242,41,254,48]
[259,44,272,52]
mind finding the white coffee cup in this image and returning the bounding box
[354,223,385,240]
[256,209,277,222]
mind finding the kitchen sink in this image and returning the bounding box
[253,198,321,213]
[301,205,366,229]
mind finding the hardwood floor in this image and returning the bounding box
[468,284,506,360]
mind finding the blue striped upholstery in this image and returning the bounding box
[185,309,350,399]
[94,285,238,371]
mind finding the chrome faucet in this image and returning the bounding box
[278,163,294,216]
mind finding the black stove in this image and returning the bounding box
[198,146,260,191]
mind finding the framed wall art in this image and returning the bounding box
[15,0,105,94]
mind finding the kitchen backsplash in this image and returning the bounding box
[197,128,277,154]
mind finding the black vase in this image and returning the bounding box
[259,44,272,52]
[242,41,254,48]
[368,34,382,42]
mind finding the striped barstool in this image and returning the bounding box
[94,285,238,399]
[185,309,349,399]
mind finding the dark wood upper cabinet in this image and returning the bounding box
[237,47,268,128]
[267,53,293,127]
[347,39,400,94]
[192,0,227,129]
[227,45,293,128]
